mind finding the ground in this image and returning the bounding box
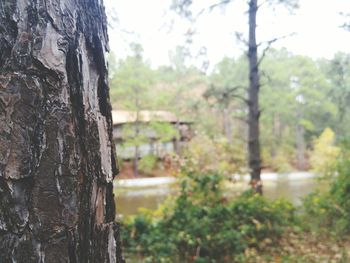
[243,229,350,263]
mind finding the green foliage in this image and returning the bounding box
[138,155,158,174]
[259,49,337,171]
[269,151,294,173]
[121,171,295,262]
[180,134,247,176]
[108,44,350,172]
[109,42,155,109]
[149,122,178,142]
[303,141,350,235]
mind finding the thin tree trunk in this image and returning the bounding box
[0,0,124,262]
[296,106,305,170]
[133,93,140,177]
[174,88,181,155]
[248,0,262,194]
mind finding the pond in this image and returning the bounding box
[114,172,328,217]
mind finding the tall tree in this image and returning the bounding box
[0,0,124,262]
[110,43,154,177]
[323,52,350,138]
[259,50,336,171]
[172,0,298,194]
[247,0,263,192]
[206,56,247,142]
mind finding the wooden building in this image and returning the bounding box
[112,110,193,159]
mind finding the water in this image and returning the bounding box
[114,173,328,216]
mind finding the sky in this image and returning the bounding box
[105,0,350,69]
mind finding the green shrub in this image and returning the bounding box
[303,140,350,235]
[138,155,158,174]
[121,172,295,262]
[181,134,247,176]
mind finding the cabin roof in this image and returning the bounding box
[112,110,192,125]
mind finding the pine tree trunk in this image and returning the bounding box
[0,0,124,262]
[248,0,262,194]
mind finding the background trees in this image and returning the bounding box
[109,45,349,175]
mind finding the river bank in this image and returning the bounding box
[114,172,326,216]
[114,172,317,188]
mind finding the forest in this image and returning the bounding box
[109,46,350,175]
[111,45,350,263]
[109,0,350,262]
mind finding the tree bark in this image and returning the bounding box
[0,0,124,262]
[248,0,262,194]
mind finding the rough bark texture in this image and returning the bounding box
[248,0,262,194]
[0,0,124,262]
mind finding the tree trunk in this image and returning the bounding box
[0,0,124,262]
[296,106,305,170]
[133,94,140,177]
[247,0,262,194]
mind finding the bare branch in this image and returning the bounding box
[340,12,350,31]
[257,33,295,66]
[235,32,248,46]
[259,70,272,86]
[257,0,269,9]
[209,0,233,12]
[230,93,250,105]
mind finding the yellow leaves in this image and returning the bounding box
[252,218,262,231]
[310,128,340,177]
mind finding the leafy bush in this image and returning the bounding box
[303,140,350,235]
[121,171,295,262]
[261,144,295,173]
[181,134,247,177]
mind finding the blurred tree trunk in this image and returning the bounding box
[134,95,140,177]
[296,107,306,170]
[0,0,124,262]
[248,0,262,194]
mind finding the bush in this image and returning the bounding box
[182,134,247,176]
[310,128,340,177]
[121,171,295,262]
[303,140,350,235]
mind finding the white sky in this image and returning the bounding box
[105,0,350,69]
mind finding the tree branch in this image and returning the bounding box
[209,0,233,12]
[235,32,248,46]
[257,33,295,66]
[257,0,269,10]
[231,94,250,105]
